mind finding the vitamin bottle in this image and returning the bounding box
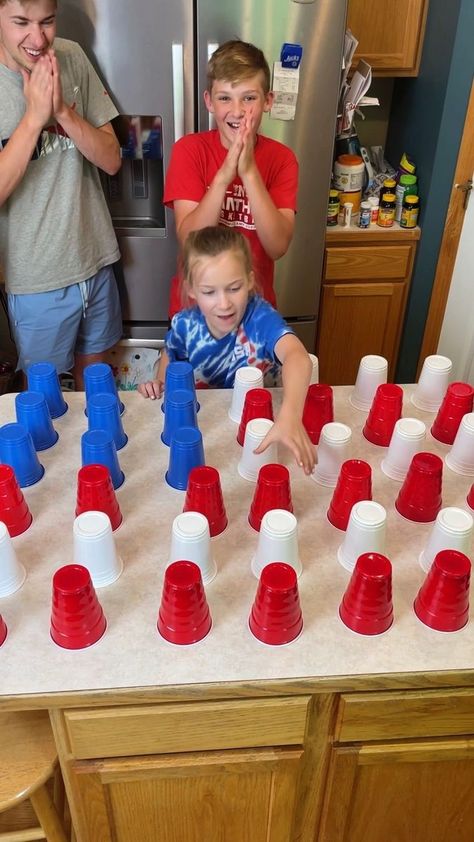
[327,190,340,226]
[400,195,420,228]
[377,193,396,228]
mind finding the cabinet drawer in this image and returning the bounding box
[336,689,474,742]
[64,696,311,759]
[324,245,413,281]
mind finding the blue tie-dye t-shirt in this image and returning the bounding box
[165,295,294,388]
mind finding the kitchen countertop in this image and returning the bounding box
[325,222,421,243]
[0,387,472,702]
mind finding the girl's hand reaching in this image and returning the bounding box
[137,379,164,400]
[254,411,316,476]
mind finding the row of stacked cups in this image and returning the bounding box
[0,352,473,648]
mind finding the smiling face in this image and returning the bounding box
[0,0,56,72]
[204,73,273,149]
[187,248,254,339]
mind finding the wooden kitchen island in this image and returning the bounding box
[1,388,473,842]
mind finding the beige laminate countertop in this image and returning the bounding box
[0,387,472,701]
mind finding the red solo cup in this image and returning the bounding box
[467,484,474,512]
[395,452,443,523]
[50,564,107,650]
[414,549,471,632]
[363,383,403,447]
[431,382,474,444]
[183,465,227,537]
[0,464,33,537]
[157,560,212,645]
[327,459,372,531]
[302,384,334,444]
[0,614,7,647]
[249,463,293,532]
[339,552,393,635]
[249,562,303,645]
[237,388,273,446]
[75,464,123,531]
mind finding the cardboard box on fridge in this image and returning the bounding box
[104,344,161,391]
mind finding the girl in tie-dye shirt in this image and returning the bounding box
[139,227,315,473]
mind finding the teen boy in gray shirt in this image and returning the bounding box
[0,0,122,387]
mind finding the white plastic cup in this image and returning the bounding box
[312,422,352,487]
[238,418,277,482]
[445,413,474,476]
[0,520,26,597]
[73,511,123,588]
[381,417,427,481]
[251,509,302,580]
[228,367,264,423]
[168,511,217,585]
[419,507,473,573]
[411,355,452,412]
[308,354,319,385]
[350,355,388,411]
[338,501,387,573]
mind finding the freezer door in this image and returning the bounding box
[196,0,347,328]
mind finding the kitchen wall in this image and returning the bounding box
[385,0,474,381]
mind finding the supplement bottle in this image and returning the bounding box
[327,190,340,226]
[377,193,396,228]
[400,195,420,228]
[358,201,371,229]
[395,174,418,222]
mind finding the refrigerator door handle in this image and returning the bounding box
[207,42,218,131]
[172,42,184,142]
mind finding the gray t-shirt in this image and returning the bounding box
[0,38,120,293]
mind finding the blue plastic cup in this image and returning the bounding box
[87,393,128,451]
[84,363,125,416]
[26,362,68,419]
[15,391,58,451]
[0,423,45,487]
[166,427,205,491]
[161,361,199,414]
[81,429,124,489]
[161,389,198,446]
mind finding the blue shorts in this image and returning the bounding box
[7,265,123,374]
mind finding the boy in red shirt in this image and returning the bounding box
[164,39,298,317]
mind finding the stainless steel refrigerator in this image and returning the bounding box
[57,0,347,352]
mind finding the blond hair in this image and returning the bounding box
[207,39,270,95]
[182,227,254,295]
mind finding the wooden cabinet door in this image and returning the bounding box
[319,738,474,842]
[316,281,407,384]
[347,0,429,75]
[70,746,303,842]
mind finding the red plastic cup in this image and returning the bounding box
[157,560,212,645]
[50,564,107,650]
[249,562,303,645]
[75,464,123,531]
[0,614,7,647]
[327,459,372,531]
[363,383,404,447]
[302,384,334,444]
[339,552,393,635]
[467,484,474,512]
[248,463,293,532]
[237,388,274,446]
[395,451,443,523]
[183,465,227,537]
[0,464,33,537]
[431,382,474,444]
[414,548,471,631]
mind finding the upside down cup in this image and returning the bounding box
[414,549,471,632]
[26,362,68,419]
[15,391,58,451]
[0,464,33,537]
[166,427,205,491]
[0,423,44,488]
[183,465,227,537]
[0,614,7,647]
[431,382,474,445]
[249,562,303,645]
[81,429,125,490]
[395,452,443,523]
[157,560,212,645]
[363,383,403,447]
[0,521,26,597]
[468,484,474,512]
[327,459,372,531]
[237,388,274,446]
[76,464,123,531]
[84,362,124,416]
[249,463,293,532]
[50,564,107,650]
[339,552,393,635]
[87,392,128,451]
[162,389,198,447]
[302,384,334,445]
[162,361,199,414]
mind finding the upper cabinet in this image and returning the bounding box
[347,0,429,76]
